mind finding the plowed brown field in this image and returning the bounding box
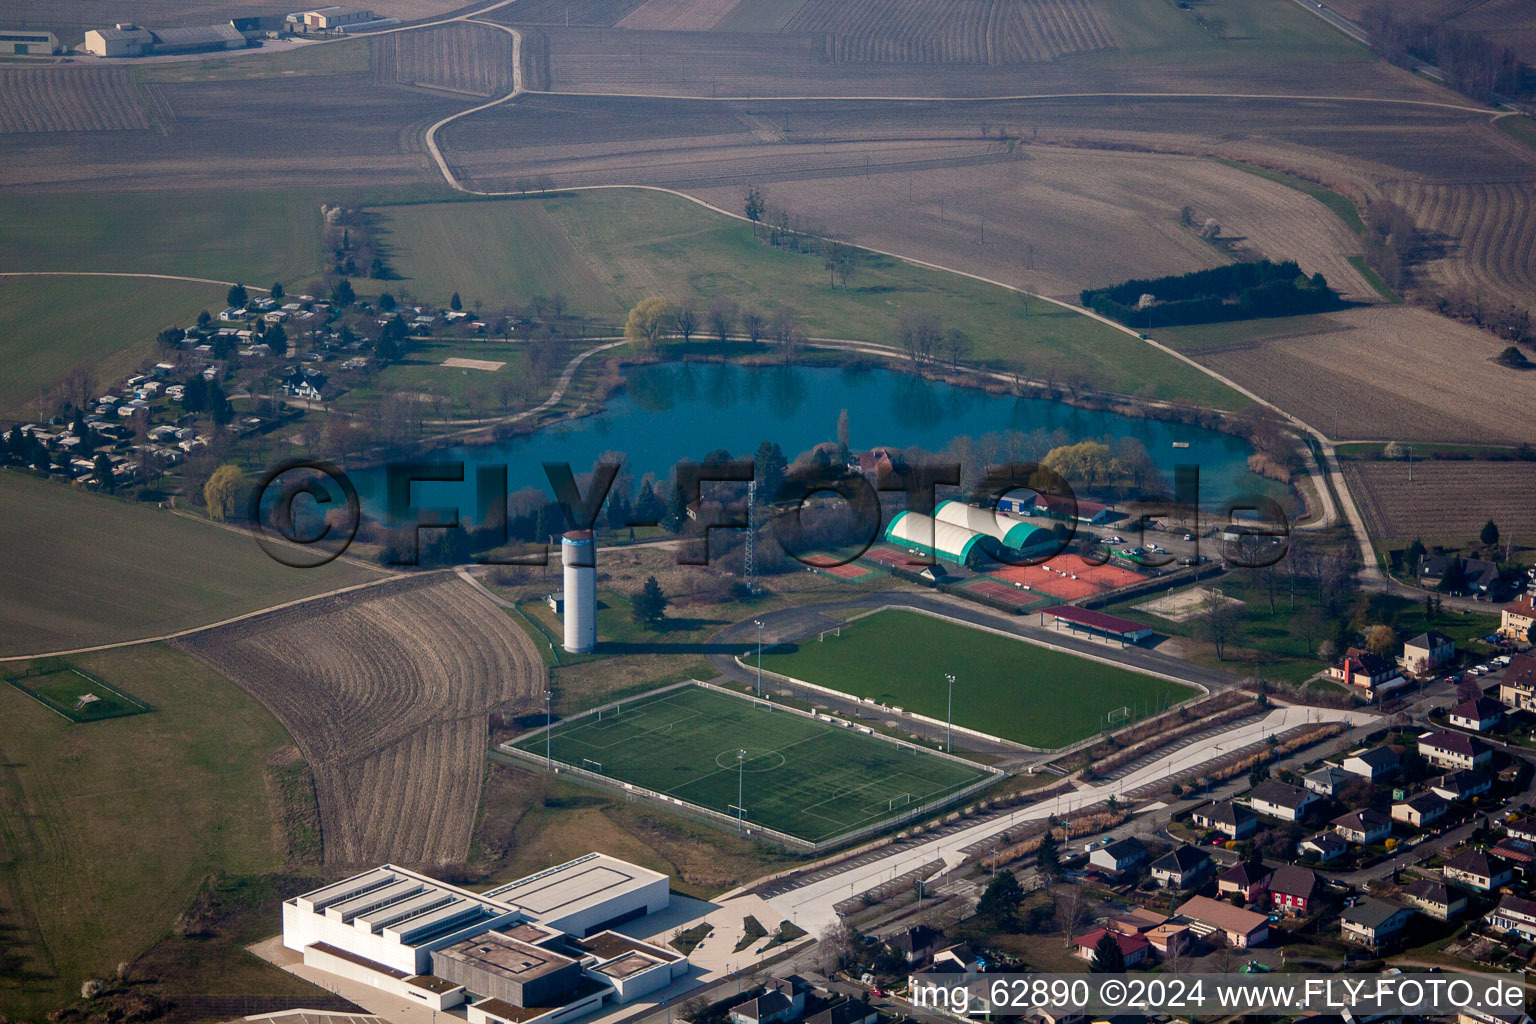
[1389,178,1536,311]
[1343,460,1536,543]
[372,21,515,98]
[1188,305,1536,443]
[0,67,148,133]
[174,575,542,866]
[785,0,1115,64]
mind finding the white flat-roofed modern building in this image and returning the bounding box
[483,852,670,937]
[283,864,524,976]
[282,854,684,1020]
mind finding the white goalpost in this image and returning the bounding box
[582,758,603,773]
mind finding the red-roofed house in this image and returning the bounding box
[1502,595,1536,641]
[1329,647,1406,697]
[1073,928,1151,967]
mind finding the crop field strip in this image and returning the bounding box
[0,67,148,133]
[372,21,515,98]
[1342,460,1536,544]
[785,0,1116,65]
[617,0,743,31]
[174,574,543,865]
[757,609,1200,748]
[514,684,992,844]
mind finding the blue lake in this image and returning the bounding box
[354,361,1265,519]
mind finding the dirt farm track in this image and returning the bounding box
[174,574,543,866]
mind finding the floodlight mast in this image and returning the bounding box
[737,748,747,831]
[544,689,553,769]
[944,673,956,752]
[754,619,764,696]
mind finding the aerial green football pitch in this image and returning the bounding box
[513,685,994,845]
[759,610,1200,749]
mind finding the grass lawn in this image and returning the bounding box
[511,684,993,844]
[1157,311,1350,351]
[0,644,290,1019]
[375,190,1248,408]
[333,336,534,419]
[6,666,148,722]
[0,472,383,656]
[0,275,227,418]
[758,610,1199,748]
[1097,0,1367,63]
[1496,114,1536,153]
[131,38,370,83]
[0,190,326,286]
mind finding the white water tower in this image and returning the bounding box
[561,529,596,653]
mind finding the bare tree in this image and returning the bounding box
[674,299,699,343]
[896,309,942,367]
[1199,591,1244,660]
[768,306,804,363]
[944,329,972,370]
[741,307,765,345]
[707,296,738,343]
[1053,883,1087,948]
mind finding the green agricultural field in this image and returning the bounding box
[0,190,327,285]
[1095,0,1366,64]
[1496,114,1536,153]
[758,610,1199,748]
[131,38,370,83]
[6,666,148,722]
[513,684,994,844]
[0,644,290,1019]
[0,275,227,418]
[0,472,383,657]
[377,190,1246,407]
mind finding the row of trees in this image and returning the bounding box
[1361,3,1525,103]
[623,296,809,362]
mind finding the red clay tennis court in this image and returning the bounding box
[987,554,1145,600]
[816,561,871,579]
[964,578,1035,603]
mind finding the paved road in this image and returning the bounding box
[760,702,1376,934]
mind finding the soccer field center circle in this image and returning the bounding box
[715,747,787,772]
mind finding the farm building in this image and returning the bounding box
[283,854,686,1016]
[83,24,152,56]
[289,6,399,32]
[0,29,57,55]
[146,23,247,54]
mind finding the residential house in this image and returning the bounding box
[1073,928,1151,968]
[1391,791,1450,828]
[1498,654,1536,710]
[930,944,979,975]
[1216,861,1272,903]
[1402,878,1467,921]
[1304,765,1354,797]
[1418,730,1493,771]
[282,368,330,402]
[1506,815,1536,843]
[1502,596,1536,641]
[1403,630,1455,675]
[1442,848,1513,892]
[1491,838,1536,873]
[1191,801,1256,840]
[1149,846,1213,890]
[1248,780,1319,822]
[1342,747,1399,781]
[1329,648,1407,697]
[1419,553,1457,587]
[1145,922,1193,958]
[1088,838,1146,876]
[1332,809,1392,845]
[805,1001,878,1024]
[887,925,942,965]
[1268,866,1319,916]
[1299,832,1348,863]
[1485,893,1536,941]
[1339,898,1415,947]
[1431,770,1491,802]
[1107,908,1166,936]
[1175,895,1269,947]
[1449,697,1504,732]
[729,979,805,1024]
